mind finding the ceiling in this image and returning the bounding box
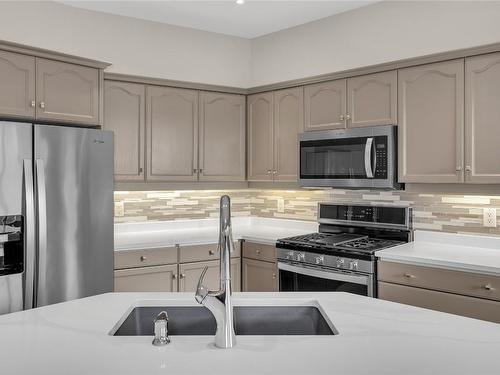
[59,1,378,39]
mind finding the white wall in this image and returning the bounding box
[0,1,252,87]
[250,1,500,86]
[1,1,500,89]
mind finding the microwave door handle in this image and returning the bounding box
[364,137,374,178]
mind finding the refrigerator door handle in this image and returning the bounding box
[35,159,48,306]
[22,159,35,310]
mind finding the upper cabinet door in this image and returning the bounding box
[304,79,346,131]
[0,51,35,119]
[465,53,500,184]
[248,92,274,181]
[146,86,198,181]
[347,71,397,128]
[199,92,245,181]
[273,87,304,181]
[35,58,99,125]
[104,81,145,181]
[398,60,464,183]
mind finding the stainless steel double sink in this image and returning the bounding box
[113,306,337,336]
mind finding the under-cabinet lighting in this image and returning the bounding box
[236,0,245,4]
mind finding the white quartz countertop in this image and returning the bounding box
[2,292,500,375]
[376,230,500,275]
[114,217,318,251]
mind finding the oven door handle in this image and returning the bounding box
[277,262,369,285]
[364,137,375,179]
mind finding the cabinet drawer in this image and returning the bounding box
[378,261,500,302]
[114,264,178,292]
[115,247,177,269]
[379,281,500,324]
[179,242,241,263]
[242,242,276,263]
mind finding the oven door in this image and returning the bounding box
[298,125,397,189]
[278,262,375,297]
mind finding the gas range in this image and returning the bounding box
[276,203,412,297]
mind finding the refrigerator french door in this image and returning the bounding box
[0,122,114,315]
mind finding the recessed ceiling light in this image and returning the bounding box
[236,0,245,4]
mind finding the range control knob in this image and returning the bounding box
[349,260,359,271]
[296,252,305,262]
[314,255,324,265]
[336,258,345,268]
[286,251,294,260]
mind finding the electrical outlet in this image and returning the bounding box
[277,198,285,213]
[483,208,497,228]
[114,201,125,217]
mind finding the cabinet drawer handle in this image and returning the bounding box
[140,256,147,262]
[39,101,45,109]
[209,250,215,256]
[403,273,414,279]
[482,284,494,291]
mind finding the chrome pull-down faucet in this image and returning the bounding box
[195,195,236,349]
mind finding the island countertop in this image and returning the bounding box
[2,292,500,375]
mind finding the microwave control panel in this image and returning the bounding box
[374,137,388,179]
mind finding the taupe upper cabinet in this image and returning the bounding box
[398,60,464,183]
[0,50,35,118]
[347,71,397,128]
[199,92,245,181]
[104,81,145,181]
[36,58,100,125]
[273,87,304,181]
[465,53,500,183]
[304,80,346,131]
[248,92,274,181]
[146,86,198,181]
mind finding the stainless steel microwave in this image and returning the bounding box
[298,125,400,189]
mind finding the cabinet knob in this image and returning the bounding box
[209,250,215,256]
[346,114,351,121]
[267,170,272,174]
[30,100,35,108]
[272,170,277,174]
[272,273,276,279]
[465,166,472,172]
[180,273,186,279]
[139,167,143,173]
[482,284,494,291]
[340,115,345,121]
[455,166,462,172]
[39,101,45,109]
[140,255,147,262]
[199,168,203,174]
[172,274,177,279]
[193,168,198,173]
[256,250,261,255]
[403,273,414,279]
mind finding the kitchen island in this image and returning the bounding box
[1,292,500,375]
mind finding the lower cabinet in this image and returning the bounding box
[378,260,500,323]
[379,281,500,323]
[114,264,178,292]
[242,258,278,292]
[179,259,241,292]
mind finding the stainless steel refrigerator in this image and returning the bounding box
[0,121,114,315]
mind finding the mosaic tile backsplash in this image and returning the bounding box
[114,189,500,236]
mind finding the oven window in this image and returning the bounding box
[279,269,368,296]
